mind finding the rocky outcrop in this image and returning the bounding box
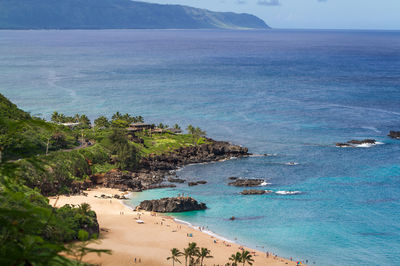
[90,169,166,192]
[388,131,400,139]
[347,139,376,145]
[89,139,249,193]
[188,180,207,186]
[241,189,272,195]
[139,139,250,171]
[137,197,207,213]
[168,177,185,183]
[228,178,264,187]
[336,139,376,147]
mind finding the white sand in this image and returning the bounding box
[50,188,299,266]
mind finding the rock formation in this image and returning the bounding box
[336,139,376,147]
[139,139,250,171]
[228,178,265,187]
[137,197,207,212]
[168,177,185,183]
[388,131,400,139]
[188,180,207,186]
[241,189,272,195]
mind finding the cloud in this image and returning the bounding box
[257,0,280,6]
[257,0,327,6]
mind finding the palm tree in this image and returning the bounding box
[183,247,191,266]
[51,111,60,123]
[229,252,242,266]
[240,250,254,266]
[196,247,213,266]
[186,124,195,135]
[167,248,183,266]
[189,242,200,265]
[112,111,122,121]
[74,114,80,123]
[79,203,91,215]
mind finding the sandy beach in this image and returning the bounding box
[49,188,299,266]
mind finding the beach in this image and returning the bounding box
[50,187,299,266]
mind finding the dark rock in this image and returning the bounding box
[188,180,207,186]
[228,177,239,180]
[146,184,176,189]
[336,143,353,147]
[168,177,185,183]
[336,139,376,147]
[347,139,376,145]
[86,138,250,194]
[138,197,207,213]
[228,178,265,187]
[388,131,400,139]
[139,139,250,172]
[241,189,269,195]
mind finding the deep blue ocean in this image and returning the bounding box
[1,29,400,265]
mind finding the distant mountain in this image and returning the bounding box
[0,0,269,30]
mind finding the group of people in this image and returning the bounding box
[133,257,141,263]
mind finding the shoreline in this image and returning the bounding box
[50,187,300,265]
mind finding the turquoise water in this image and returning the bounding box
[1,29,400,265]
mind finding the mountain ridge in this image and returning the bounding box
[0,0,269,30]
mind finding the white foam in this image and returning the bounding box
[355,143,374,148]
[354,142,384,148]
[275,191,302,195]
[260,181,271,186]
[361,126,381,133]
[174,219,235,243]
[285,162,299,166]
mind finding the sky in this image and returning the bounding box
[142,0,400,30]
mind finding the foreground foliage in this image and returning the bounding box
[0,177,108,265]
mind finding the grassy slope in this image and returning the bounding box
[134,132,207,156]
[0,94,78,161]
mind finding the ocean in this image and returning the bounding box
[1,29,399,265]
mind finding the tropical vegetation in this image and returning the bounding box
[0,93,210,264]
[167,242,213,266]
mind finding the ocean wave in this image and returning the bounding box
[275,191,302,195]
[285,162,299,166]
[260,181,272,186]
[354,142,384,148]
[249,153,278,157]
[174,219,235,243]
[361,126,381,133]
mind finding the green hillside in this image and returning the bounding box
[0,94,77,161]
